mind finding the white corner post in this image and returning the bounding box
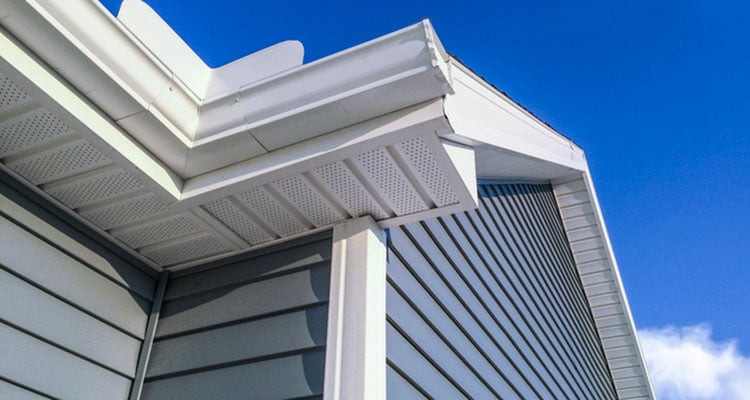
[324,216,387,400]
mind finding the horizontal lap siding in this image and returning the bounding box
[386,183,616,399]
[0,176,156,400]
[142,233,332,400]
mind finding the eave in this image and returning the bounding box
[0,3,478,269]
[0,2,654,398]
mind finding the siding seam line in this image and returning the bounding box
[164,260,330,302]
[153,300,329,342]
[0,319,133,379]
[0,209,154,302]
[0,376,57,400]
[143,345,326,383]
[385,361,434,400]
[0,262,142,340]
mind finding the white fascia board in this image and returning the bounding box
[325,216,387,400]
[444,61,586,174]
[552,167,656,399]
[475,145,582,182]
[178,99,452,207]
[0,26,182,202]
[440,139,478,205]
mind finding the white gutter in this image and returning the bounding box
[0,0,199,134]
[0,0,454,179]
[195,19,452,143]
[186,19,453,177]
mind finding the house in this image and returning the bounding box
[0,0,655,399]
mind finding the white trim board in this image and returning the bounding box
[324,216,387,400]
[553,172,656,400]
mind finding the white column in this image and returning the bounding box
[323,216,387,400]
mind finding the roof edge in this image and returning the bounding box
[553,171,656,399]
[2,2,456,178]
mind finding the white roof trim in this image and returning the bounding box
[178,100,452,206]
[0,25,182,201]
[444,53,655,398]
[445,61,586,177]
[0,3,654,395]
[553,172,656,399]
[0,32,476,269]
[1,0,453,177]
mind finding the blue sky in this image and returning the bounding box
[100,1,749,397]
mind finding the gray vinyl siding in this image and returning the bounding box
[142,232,332,400]
[0,174,157,399]
[386,183,617,399]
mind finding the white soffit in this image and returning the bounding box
[553,173,656,400]
[0,56,475,269]
[0,0,480,269]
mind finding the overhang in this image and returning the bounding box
[0,1,654,398]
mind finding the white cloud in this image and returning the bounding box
[638,324,750,400]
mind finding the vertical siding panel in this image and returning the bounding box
[0,216,151,338]
[453,210,587,398]
[0,269,141,377]
[520,184,615,392]
[503,184,593,328]
[388,244,531,395]
[388,282,506,399]
[387,182,616,399]
[491,184,610,397]
[422,217,564,396]
[467,205,587,399]
[142,351,326,400]
[386,321,469,400]
[483,183,615,398]
[474,187,589,398]
[396,225,545,398]
[437,215,578,394]
[386,365,430,400]
[484,185,587,349]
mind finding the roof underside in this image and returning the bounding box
[0,1,654,398]
[0,63,474,269]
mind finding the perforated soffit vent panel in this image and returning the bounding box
[0,72,476,270]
